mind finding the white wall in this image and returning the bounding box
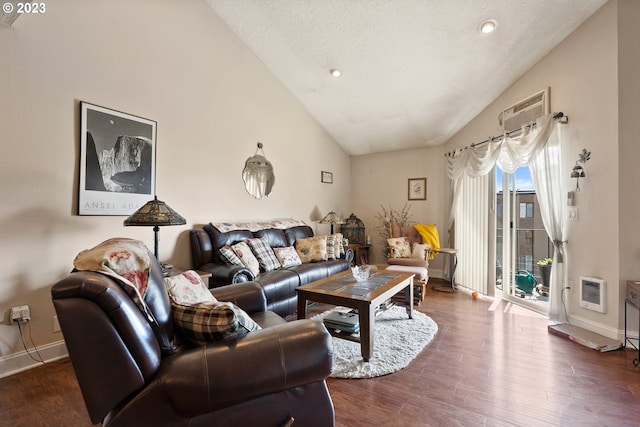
[0,0,349,374]
[617,0,640,335]
[350,147,449,273]
[353,1,633,339]
[441,0,621,337]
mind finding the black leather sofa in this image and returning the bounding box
[190,224,351,317]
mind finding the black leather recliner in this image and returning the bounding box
[51,255,335,427]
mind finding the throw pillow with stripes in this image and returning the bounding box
[246,237,281,272]
[219,245,243,266]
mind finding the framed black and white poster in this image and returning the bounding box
[79,102,156,215]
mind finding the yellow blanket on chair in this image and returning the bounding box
[413,224,440,260]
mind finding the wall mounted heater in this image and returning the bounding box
[499,87,550,133]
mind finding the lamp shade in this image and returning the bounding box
[124,196,186,227]
[319,211,345,225]
[124,196,186,264]
[320,211,345,234]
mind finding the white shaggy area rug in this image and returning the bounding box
[314,305,438,379]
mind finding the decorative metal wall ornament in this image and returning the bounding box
[243,142,275,199]
[571,148,591,191]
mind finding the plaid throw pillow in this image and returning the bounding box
[246,237,281,272]
[219,245,243,266]
[171,301,261,346]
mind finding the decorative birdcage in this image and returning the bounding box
[341,213,365,245]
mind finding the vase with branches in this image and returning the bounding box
[374,203,413,241]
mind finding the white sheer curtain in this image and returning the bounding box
[447,114,557,177]
[529,126,566,321]
[447,114,565,320]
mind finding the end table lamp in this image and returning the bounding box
[319,211,345,234]
[124,196,186,274]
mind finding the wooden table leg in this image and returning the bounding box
[406,280,414,319]
[297,294,308,319]
[358,304,375,362]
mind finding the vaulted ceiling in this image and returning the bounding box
[207,0,607,155]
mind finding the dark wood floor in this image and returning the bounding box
[2,279,639,426]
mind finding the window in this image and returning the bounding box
[518,255,533,272]
[519,202,533,218]
[522,230,533,245]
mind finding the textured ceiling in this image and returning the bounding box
[208,0,607,155]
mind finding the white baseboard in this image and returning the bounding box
[0,340,68,379]
[568,315,630,342]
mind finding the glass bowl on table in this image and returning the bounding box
[351,265,371,282]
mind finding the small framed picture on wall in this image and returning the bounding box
[321,171,333,184]
[408,177,427,200]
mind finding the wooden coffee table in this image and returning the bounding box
[296,270,414,361]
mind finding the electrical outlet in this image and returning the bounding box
[567,280,574,294]
[53,315,60,332]
[11,305,31,322]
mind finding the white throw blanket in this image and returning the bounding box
[211,218,307,233]
[73,237,152,313]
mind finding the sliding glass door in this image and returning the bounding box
[496,166,552,313]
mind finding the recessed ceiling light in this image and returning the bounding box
[330,69,342,78]
[479,19,497,34]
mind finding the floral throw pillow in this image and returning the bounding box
[387,237,411,258]
[273,246,302,268]
[295,236,328,263]
[231,241,260,276]
[164,270,216,305]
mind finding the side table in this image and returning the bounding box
[624,298,640,366]
[346,244,371,265]
[431,248,458,292]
